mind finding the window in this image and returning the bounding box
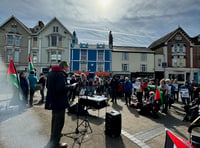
[172,56,178,67]
[50,51,57,62]
[14,50,19,62]
[7,35,14,45]
[122,64,128,71]
[173,44,178,52]
[98,51,104,61]
[53,26,58,32]
[58,36,62,47]
[140,64,147,72]
[169,74,184,81]
[179,56,185,67]
[158,59,161,66]
[33,37,38,47]
[51,36,57,46]
[141,53,147,61]
[7,49,12,62]
[175,34,182,40]
[15,36,20,46]
[80,62,87,71]
[32,52,38,63]
[58,51,62,63]
[122,53,128,61]
[97,62,104,71]
[81,50,87,60]
[179,44,183,52]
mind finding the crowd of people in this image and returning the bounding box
[17,60,200,148]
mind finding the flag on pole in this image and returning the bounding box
[29,54,34,73]
[7,58,19,88]
[155,87,164,108]
[155,87,161,100]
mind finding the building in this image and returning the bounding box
[112,46,155,81]
[149,27,200,83]
[30,17,72,74]
[70,31,112,78]
[0,16,31,72]
[0,16,72,75]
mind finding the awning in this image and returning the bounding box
[94,72,110,77]
[73,71,89,76]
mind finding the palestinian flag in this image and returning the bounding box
[29,54,34,73]
[7,58,19,88]
[155,87,164,108]
[165,129,194,148]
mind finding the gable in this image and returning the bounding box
[36,18,72,38]
[0,16,31,35]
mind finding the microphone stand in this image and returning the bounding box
[62,88,92,148]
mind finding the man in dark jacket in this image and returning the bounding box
[45,61,70,148]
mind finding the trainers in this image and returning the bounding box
[57,143,68,148]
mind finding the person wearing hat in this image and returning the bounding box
[135,77,144,104]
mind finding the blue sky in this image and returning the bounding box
[0,0,200,47]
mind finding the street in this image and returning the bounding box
[0,90,199,148]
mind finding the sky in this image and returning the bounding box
[0,0,200,47]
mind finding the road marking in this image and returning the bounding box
[122,125,166,148]
[121,130,150,148]
[133,125,165,142]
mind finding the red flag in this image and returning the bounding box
[155,88,161,100]
[7,58,19,88]
[165,129,194,148]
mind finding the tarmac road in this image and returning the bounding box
[0,90,199,148]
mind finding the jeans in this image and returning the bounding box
[29,87,35,106]
[40,87,45,102]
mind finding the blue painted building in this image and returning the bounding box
[70,42,112,78]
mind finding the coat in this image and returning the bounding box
[45,65,70,110]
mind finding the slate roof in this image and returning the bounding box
[148,27,194,50]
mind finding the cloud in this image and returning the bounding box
[0,0,199,46]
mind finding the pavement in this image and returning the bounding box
[0,90,199,148]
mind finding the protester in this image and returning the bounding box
[165,79,175,109]
[45,61,70,148]
[180,81,192,106]
[135,77,144,104]
[159,79,169,113]
[19,71,29,105]
[28,70,38,107]
[123,77,132,105]
[191,79,197,101]
[143,78,149,101]
[110,77,118,103]
[172,79,179,102]
[38,73,46,104]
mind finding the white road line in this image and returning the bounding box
[121,130,150,148]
